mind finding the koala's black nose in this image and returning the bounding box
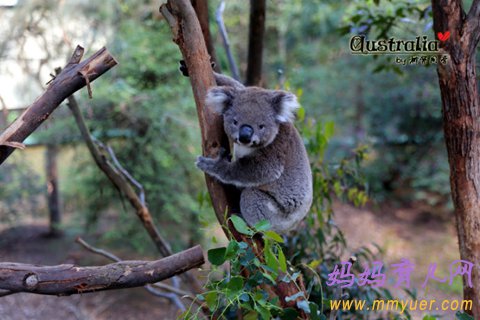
[239,125,254,144]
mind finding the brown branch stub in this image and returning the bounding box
[67,45,85,66]
[0,141,25,149]
[0,45,118,165]
[0,245,204,296]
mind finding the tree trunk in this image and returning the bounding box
[245,0,266,86]
[191,0,220,72]
[46,144,61,237]
[432,0,480,316]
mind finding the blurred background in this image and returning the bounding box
[0,0,463,319]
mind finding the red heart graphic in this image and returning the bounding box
[438,31,450,42]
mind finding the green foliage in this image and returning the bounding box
[421,312,475,320]
[455,312,474,320]
[341,0,430,39]
[286,117,410,319]
[333,0,451,208]
[183,217,310,320]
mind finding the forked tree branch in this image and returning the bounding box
[0,245,204,296]
[0,45,117,165]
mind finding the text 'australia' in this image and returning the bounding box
[350,36,439,54]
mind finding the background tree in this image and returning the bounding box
[432,1,480,316]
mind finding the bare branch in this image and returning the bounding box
[246,0,266,86]
[0,45,117,165]
[105,144,145,205]
[68,95,171,257]
[76,237,121,262]
[67,95,203,294]
[144,285,186,311]
[466,0,480,51]
[215,0,240,81]
[0,245,204,296]
[76,237,199,309]
[468,0,480,20]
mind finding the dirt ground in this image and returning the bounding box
[333,202,462,319]
[0,203,463,320]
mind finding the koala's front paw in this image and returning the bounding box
[195,156,217,173]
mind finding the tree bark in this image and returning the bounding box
[191,0,220,72]
[0,245,204,296]
[432,0,480,316]
[46,144,61,237]
[0,46,117,165]
[245,0,266,86]
[160,1,307,317]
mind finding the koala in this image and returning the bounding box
[195,72,313,233]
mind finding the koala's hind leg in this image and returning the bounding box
[240,188,291,233]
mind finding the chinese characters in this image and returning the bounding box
[326,259,475,289]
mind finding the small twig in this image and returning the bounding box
[106,145,146,205]
[79,70,93,99]
[215,0,240,81]
[0,141,25,149]
[76,237,121,262]
[159,5,179,40]
[144,285,186,311]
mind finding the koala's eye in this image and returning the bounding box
[259,124,265,130]
[233,119,238,125]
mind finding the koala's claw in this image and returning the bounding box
[179,59,216,78]
[179,60,189,77]
[218,147,230,159]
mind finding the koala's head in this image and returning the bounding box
[206,87,300,148]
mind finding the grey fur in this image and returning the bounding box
[196,73,312,233]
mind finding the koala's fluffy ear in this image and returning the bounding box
[272,92,300,123]
[205,87,235,114]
